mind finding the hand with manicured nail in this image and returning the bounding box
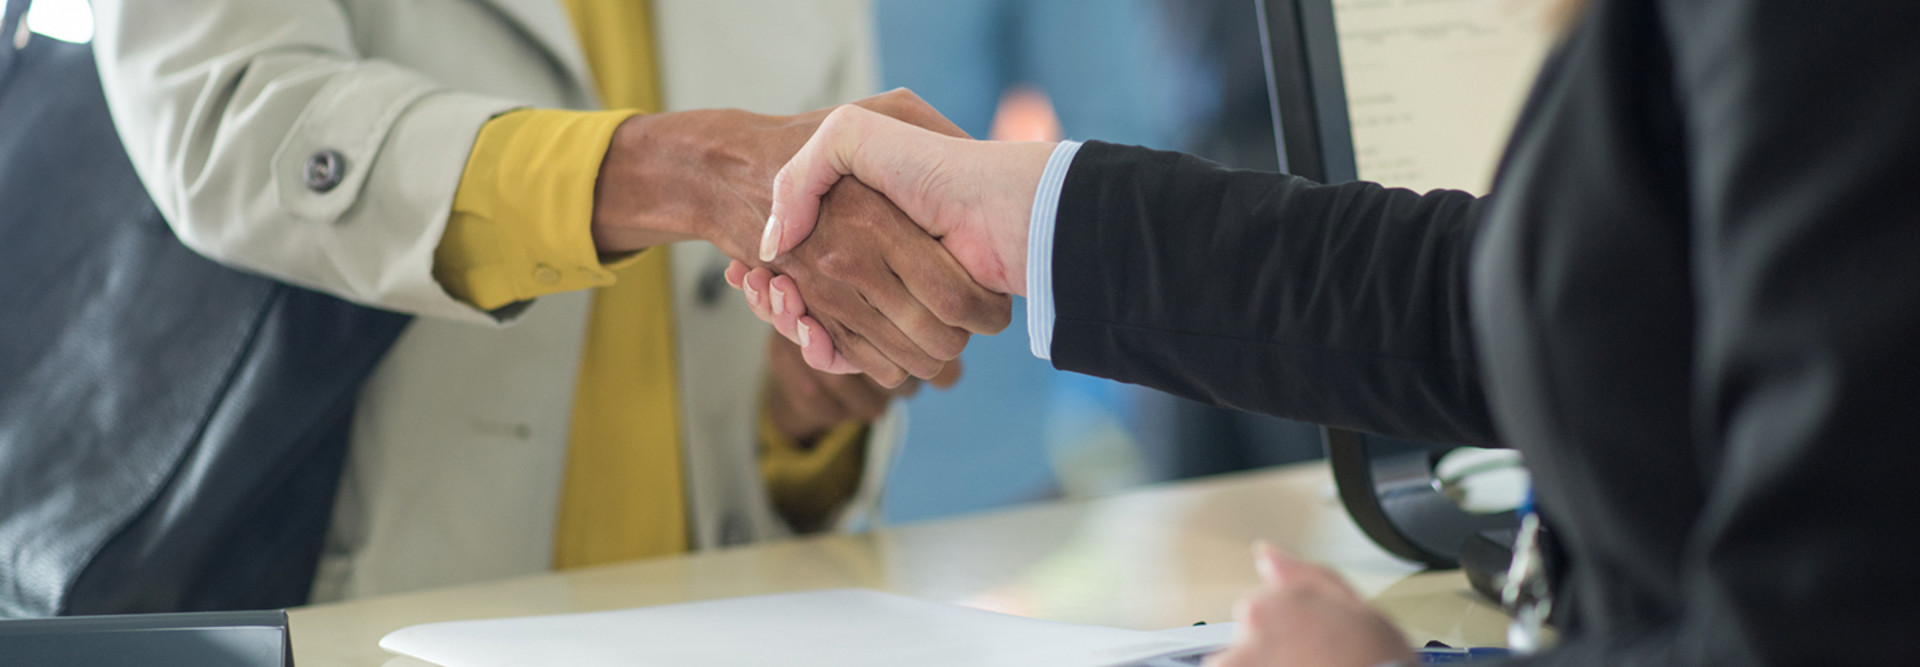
[732,104,1056,373]
[595,89,1010,387]
[1201,542,1414,667]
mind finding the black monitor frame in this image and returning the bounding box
[1256,0,1518,570]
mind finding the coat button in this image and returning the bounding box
[304,149,346,192]
[533,264,562,285]
[696,265,729,307]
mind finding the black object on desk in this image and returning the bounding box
[0,610,293,667]
[1256,0,1522,571]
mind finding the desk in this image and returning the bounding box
[289,463,1511,666]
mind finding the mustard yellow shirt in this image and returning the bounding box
[433,0,867,569]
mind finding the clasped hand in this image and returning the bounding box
[592,90,1010,387]
[726,103,1055,376]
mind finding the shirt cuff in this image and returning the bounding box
[434,108,638,312]
[759,413,871,533]
[1025,140,1083,361]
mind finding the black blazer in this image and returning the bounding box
[1049,0,1920,662]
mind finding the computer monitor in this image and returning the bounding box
[1256,0,1553,568]
[1261,0,1552,189]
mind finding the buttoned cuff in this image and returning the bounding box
[1025,140,1083,361]
[759,412,870,533]
[434,108,639,312]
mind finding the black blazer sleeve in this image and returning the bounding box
[1049,141,1495,445]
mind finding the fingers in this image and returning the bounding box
[751,264,916,382]
[767,273,805,341]
[767,105,950,262]
[857,88,971,139]
[834,301,948,382]
[783,181,967,380]
[887,232,1013,335]
[1250,541,1359,599]
[796,315,861,375]
[739,261,966,390]
[742,268,817,349]
[732,264,877,378]
[852,254,972,363]
[817,317,916,387]
[764,106,870,262]
[1253,541,1288,585]
[740,269,795,343]
[725,260,749,289]
[928,358,963,390]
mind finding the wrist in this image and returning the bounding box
[593,110,787,256]
[959,140,1055,297]
[1013,140,1083,299]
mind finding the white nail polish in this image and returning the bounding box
[771,286,786,315]
[745,283,759,305]
[758,216,781,262]
[798,321,811,348]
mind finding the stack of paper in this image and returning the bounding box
[381,588,1231,667]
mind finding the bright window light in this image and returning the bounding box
[26,0,94,44]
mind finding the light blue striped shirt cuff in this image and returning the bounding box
[1026,140,1082,361]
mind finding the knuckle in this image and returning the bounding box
[822,104,860,131]
[874,366,908,389]
[813,247,864,282]
[945,289,1010,333]
[983,295,1013,332]
[903,354,943,381]
[927,328,968,362]
[922,285,971,323]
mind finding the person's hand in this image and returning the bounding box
[762,329,959,444]
[735,104,1057,373]
[763,103,1055,296]
[1204,542,1415,667]
[590,90,1010,386]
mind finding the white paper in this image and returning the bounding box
[1332,0,1557,194]
[380,589,1226,667]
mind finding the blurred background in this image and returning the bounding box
[872,0,1331,525]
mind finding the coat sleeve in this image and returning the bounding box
[1048,141,1495,445]
[1512,0,1920,664]
[92,0,529,322]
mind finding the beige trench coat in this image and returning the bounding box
[91,0,900,601]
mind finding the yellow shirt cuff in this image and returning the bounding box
[760,414,870,533]
[435,108,639,311]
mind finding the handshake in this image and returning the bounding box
[735,96,1060,383]
[593,88,1056,387]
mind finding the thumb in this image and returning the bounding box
[763,105,871,262]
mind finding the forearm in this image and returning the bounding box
[594,93,974,264]
[1048,142,1496,444]
[590,109,778,256]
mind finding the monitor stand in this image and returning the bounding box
[1323,427,1518,570]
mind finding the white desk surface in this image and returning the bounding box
[288,462,1510,666]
